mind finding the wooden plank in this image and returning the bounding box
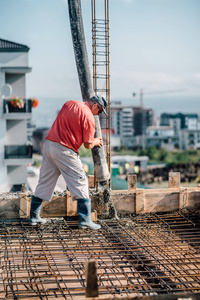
[146,188,179,194]
[179,188,188,210]
[187,188,200,210]
[66,193,78,217]
[41,196,68,217]
[91,211,97,222]
[111,190,134,195]
[88,175,95,188]
[66,193,97,220]
[0,198,20,219]
[128,174,137,191]
[136,188,144,214]
[168,172,180,188]
[85,261,98,298]
[144,189,179,213]
[112,193,135,214]
[20,194,31,218]
[1,185,200,220]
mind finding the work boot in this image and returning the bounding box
[29,195,46,225]
[77,198,101,230]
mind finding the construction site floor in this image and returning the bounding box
[1,210,200,299]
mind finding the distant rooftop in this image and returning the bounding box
[0,38,29,52]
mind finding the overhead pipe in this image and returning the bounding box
[67,0,110,184]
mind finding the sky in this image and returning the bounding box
[0,0,200,116]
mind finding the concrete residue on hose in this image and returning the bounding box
[68,0,110,184]
[92,116,110,182]
[89,185,119,220]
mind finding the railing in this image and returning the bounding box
[4,145,33,159]
[3,99,32,113]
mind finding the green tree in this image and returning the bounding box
[157,148,169,162]
[137,148,147,156]
[174,152,190,164]
[146,146,157,160]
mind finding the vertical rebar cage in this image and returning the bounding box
[91,0,111,176]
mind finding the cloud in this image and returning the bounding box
[110,71,200,98]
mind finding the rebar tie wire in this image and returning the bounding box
[0,210,200,299]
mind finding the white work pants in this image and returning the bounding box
[35,140,89,201]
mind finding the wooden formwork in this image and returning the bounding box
[0,172,200,220]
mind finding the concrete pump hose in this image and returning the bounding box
[67,0,110,183]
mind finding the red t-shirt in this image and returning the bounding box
[46,100,95,153]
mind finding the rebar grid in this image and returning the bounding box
[0,210,200,299]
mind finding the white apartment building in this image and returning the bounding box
[110,101,154,148]
[145,125,180,151]
[146,126,174,138]
[0,38,32,192]
[180,130,200,150]
[179,117,200,150]
[111,103,135,137]
[121,108,134,137]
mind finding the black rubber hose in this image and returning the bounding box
[67,0,110,183]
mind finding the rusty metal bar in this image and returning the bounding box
[91,0,111,179]
[0,210,200,299]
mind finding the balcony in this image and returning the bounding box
[3,99,32,119]
[4,145,33,165]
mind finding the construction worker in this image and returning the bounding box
[29,95,107,230]
[134,165,139,174]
